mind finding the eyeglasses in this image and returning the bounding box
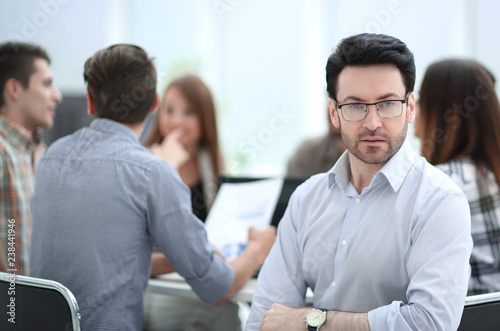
[334,92,410,122]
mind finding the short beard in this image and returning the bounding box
[339,113,408,165]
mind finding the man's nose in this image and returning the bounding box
[362,105,382,130]
[53,85,63,103]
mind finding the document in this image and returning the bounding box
[205,178,284,260]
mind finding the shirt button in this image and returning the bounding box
[355,198,361,204]
[331,281,336,287]
[341,240,347,246]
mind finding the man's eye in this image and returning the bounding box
[380,101,396,107]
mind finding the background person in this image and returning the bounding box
[144,74,221,221]
[0,42,61,275]
[415,58,500,295]
[286,101,345,177]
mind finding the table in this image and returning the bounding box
[146,272,314,304]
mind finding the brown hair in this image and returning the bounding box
[0,42,50,107]
[83,44,157,124]
[418,59,500,186]
[143,75,223,175]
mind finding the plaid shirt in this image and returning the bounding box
[0,114,45,275]
[438,158,500,295]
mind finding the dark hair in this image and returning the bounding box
[144,75,223,175]
[83,44,157,124]
[418,59,500,187]
[326,33,415,100]
[0,42,50,107]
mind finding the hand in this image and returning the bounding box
[247,226,277,265]
[213,244,226,261]
[151,129,189,170]
[261,304,309,331]
[215,226,276,305]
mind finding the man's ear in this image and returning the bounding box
[328,98,340,129]
[406,92,416,124]
[86,92,96,117]
[4,78,22,102]
[149,92,160,115]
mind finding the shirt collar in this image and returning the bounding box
[89,118,140,143]
[378,140,418,192]
[0,113,43,150]
[328,139,417,192]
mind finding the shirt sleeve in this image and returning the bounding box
[146,159,235,304]
[368,189,473,331]
[246,189,308,330]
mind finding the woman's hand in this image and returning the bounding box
[151,129,189,170]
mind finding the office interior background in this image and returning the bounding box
[1,0,499,176]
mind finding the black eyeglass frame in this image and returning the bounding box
[333,92,411,122]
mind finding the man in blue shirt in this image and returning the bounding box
[29,44,275,331]
[247,34,472,331]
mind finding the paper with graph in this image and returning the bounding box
[205,178,284,260]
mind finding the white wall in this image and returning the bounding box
[1,0,499,175]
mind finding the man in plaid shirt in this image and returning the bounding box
[0,42,62,275]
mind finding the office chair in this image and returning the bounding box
[458,291,500,331]
[0,271,81,331]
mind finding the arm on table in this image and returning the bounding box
[215,226,276,305]
[150,226,276,303]
[151,245,227,277]
[261,304,369,331]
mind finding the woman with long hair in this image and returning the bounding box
[415,59,500,295]
[144,74,223,221]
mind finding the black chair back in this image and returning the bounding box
[0,272,81,331]
[458,291,500,331]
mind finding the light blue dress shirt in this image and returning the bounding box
[247,140,472,331]
[30,119,234,331]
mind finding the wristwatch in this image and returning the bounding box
[305,308,327,331]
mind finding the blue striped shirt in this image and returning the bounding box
[30,118,234,331]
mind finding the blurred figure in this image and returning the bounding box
[286,103,345,177]
[143,75,244,331]
[144,74,222,221]
[0,42,61,274]
[415,59,500,295]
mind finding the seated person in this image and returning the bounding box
[0,42,62,275]
[144,74,222,222]
[415,58,500,295]
[29,44,275,331]
[247,33,472,331]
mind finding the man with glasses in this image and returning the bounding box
[247,33,472,331]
